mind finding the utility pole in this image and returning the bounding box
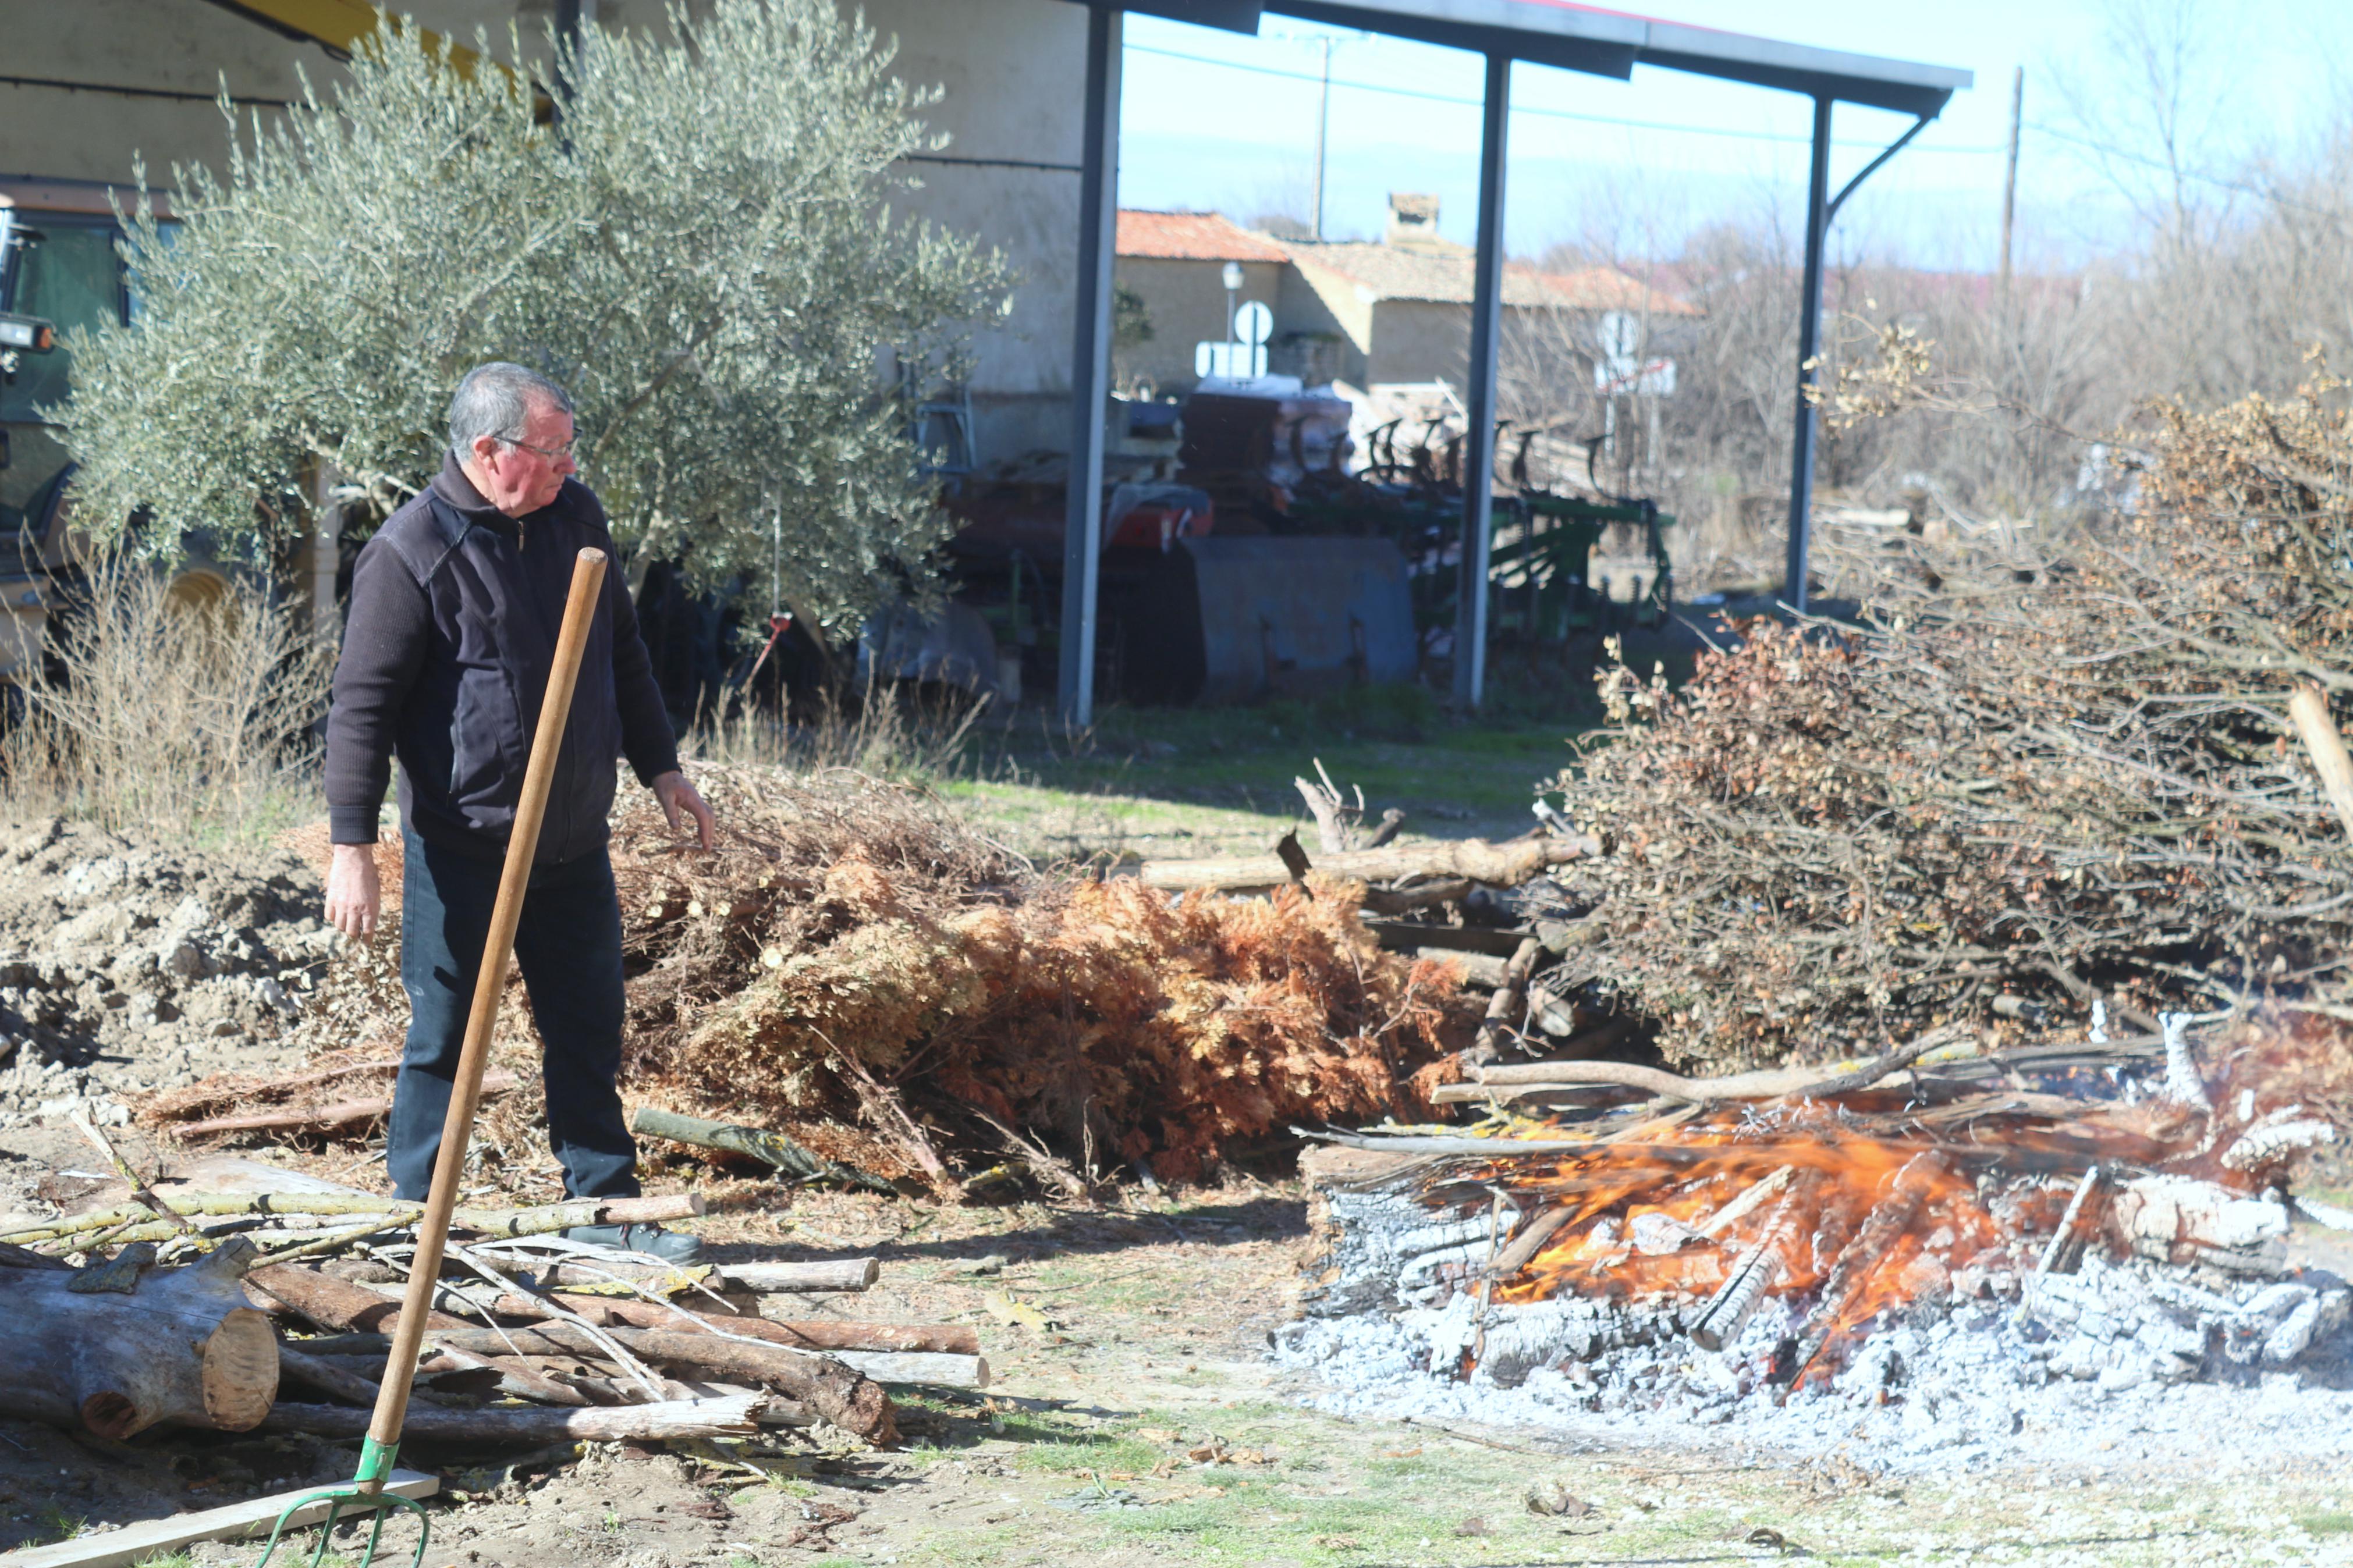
[1999,66,2022,308]
[1311,36,1334,240]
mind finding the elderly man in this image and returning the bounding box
[322,362,714,1262]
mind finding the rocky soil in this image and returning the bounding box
[0,817,329,1132]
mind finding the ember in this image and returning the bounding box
[1277,1009,2353,1465]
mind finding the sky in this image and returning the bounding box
[1114,1,2353,273]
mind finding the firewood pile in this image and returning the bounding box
[0,1178,951,1449]
[1541,378,2353,1072]
[1287,1008,2353,1400]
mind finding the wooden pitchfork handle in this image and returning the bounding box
[360,546,609,1487]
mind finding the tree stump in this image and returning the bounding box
[0,1246,278,1438]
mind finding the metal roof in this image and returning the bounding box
[1061,0,1970,118]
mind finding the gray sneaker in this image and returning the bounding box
[559,1222,704,1265]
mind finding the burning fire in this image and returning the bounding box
[1435,1011,2352,1389]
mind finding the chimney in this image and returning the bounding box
[1385,193,1442,251]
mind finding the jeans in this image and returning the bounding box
[386,830,639,1201]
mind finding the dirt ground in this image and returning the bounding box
[3,813,2353,1566]
[8,1167,2353,1567]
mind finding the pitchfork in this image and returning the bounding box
[253,547,610,1568]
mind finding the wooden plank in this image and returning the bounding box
[0,1470,436,1568]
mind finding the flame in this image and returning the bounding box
[1442,1013,2353,1387]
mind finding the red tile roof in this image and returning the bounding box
[1534,265,1702,316]
[1117,209,1291,264]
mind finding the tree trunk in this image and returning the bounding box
[0,1249,278,1438]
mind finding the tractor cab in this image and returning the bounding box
[0,182,194,684]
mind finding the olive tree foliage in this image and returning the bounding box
[58,2,1008,616]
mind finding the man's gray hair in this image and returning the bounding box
[448,362,575,455]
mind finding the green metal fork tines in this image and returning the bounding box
[252,1437,428,1568]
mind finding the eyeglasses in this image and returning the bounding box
[502,434,576,463]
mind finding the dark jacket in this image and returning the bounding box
[324,453,679,865]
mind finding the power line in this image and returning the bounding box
[1125,42,2006,155]
[2024,120,2345,219]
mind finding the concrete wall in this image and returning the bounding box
[1110,255,1283,397]
[2,0,349,187]
[861,0,1085,462]
[1368,299,1471,387]
[4,0,1084,465]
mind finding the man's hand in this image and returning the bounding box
[325,842,382,942]
[652,770,716,849]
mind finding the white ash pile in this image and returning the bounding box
[1272,1012,2353,1471]
[1273,1249,2353,1473]
[0,818,329,1127]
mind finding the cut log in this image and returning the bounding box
[721,1257,880,1293]
[246,1263,471,1336]
[631,1108,894,1192]
[261,1395,766,1444]
[172,1072,519,1138]
[1473,937,1546,1057]
[1138,835,1597,893]
[1422,950,1509,990]
[2113,1174,2290,1271]
[0,1246,278,1438]
[1369,922,1533,959]
[1786,1154,1949,1382]
[1689,1195,1798,1353]
[1483,1207,1571,1279]
[1359,878,1472,915]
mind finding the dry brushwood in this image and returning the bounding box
[1551,378,2353,1069]
[608,765,1472,1183]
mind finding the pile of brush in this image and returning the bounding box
[610,765,1465,1186]
[1538,376,2353,1072]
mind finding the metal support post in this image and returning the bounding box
[1451,50,1510,709]
[1057,6,1123,725]
[1783,94,1832,615]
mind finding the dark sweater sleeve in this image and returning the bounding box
[583,503,679,785]
[324,536,431,845]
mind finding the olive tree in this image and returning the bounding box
[58,2,1007,618]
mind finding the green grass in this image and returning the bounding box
[2302,1511,2353,1535]
[954,682,1589,862]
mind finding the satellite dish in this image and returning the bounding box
[1234,300,1273,348]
